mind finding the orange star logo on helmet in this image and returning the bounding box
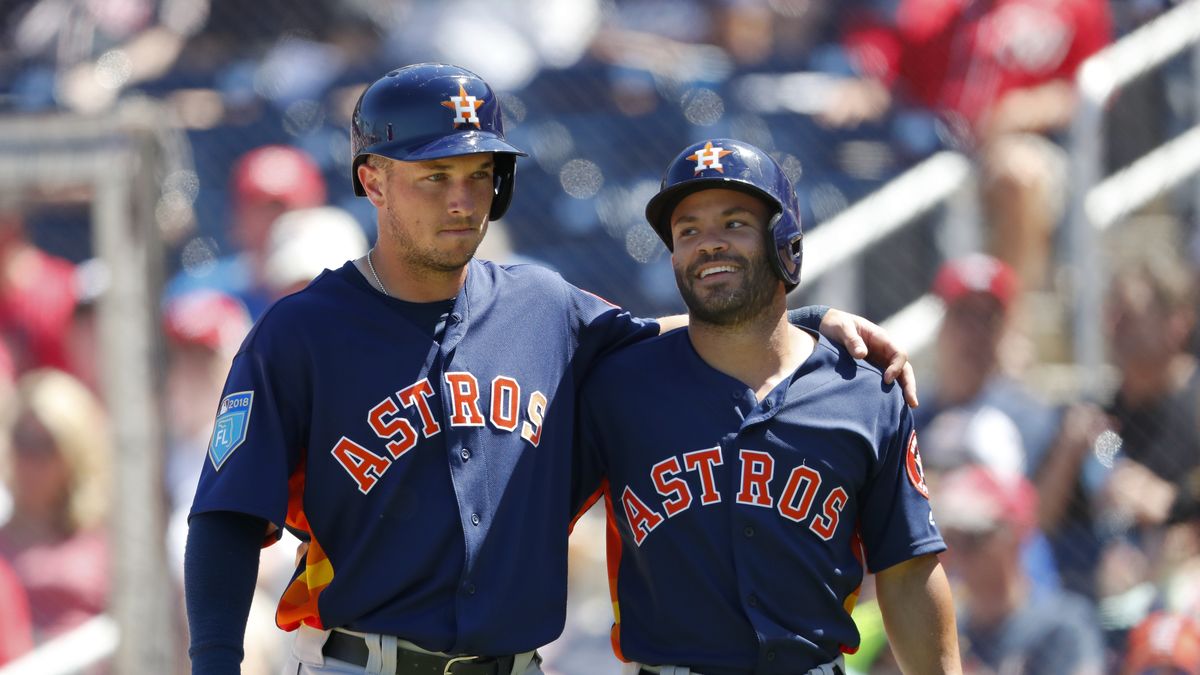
[441,83,484,128]
[687,142,733,174]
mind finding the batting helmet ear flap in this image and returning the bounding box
[768,211,803,290]
[489,152,518,221]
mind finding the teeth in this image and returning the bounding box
[699,265,737,278]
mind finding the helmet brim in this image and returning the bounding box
[386,130,528,162]
[645,177,779,251]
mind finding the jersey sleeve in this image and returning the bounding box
[564,282,659,382]
[188,329,309,533]
[857,404,945,573]
[570,375,611,526]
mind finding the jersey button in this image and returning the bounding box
[450,312,462,323]
[766,651,776,662]
[743,526,754,538]
[748,594,759,608]
[471,513,481,526]
[465,583,476,595]
[461,448,471,461]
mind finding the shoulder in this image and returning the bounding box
[796,333,909,440]
[465,259,576,305]
[814,333,903,404]
[582,328,688,388]
[236,268,354,353]
[477,259,568,287]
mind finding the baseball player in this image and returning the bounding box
[183,65,918,675]
[573,139,961,675]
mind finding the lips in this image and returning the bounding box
[697,264,738,279]
[440,225,479,235]
[689,254,743,281]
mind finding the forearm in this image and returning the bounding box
[876,555,962,674]
[185,511,267,675]
[656,306,829,334]
[655,314,688,333]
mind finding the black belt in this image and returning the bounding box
[322,631,517,675]
[637,665,843,675]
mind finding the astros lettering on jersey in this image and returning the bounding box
[573,328,944,674]
[190,258,656,656]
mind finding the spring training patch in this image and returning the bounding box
[209,391,254,470]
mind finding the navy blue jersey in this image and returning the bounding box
[574,328,944,675]
[189,259,657,655]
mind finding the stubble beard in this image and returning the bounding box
[675,250,779,327]
[383,203,487,274]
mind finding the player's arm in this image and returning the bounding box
[875,553,962,674]
[185,510,267,675]
[656,307,831,334]
[660,306,918,405]
[657,307,918,406]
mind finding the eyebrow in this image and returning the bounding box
[673,205,755,225]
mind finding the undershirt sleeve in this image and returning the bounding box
[788,305,830,332]
[184,510,267,675]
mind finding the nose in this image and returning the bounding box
[446,178,478,218]
[696,228,729,255]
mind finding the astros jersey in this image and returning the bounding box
[574,328,944,674]
[189,258,657,656]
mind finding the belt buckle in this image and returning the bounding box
[443,655,482,675]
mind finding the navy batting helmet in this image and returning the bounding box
[645,139,804,290]
[350,63,528,220]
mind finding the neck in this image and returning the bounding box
[687,298,815,400]
[364,245,468,303]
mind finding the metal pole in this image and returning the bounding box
[92,122,176,675]
[1067,62,1110,400]
[1194,39,1200,226]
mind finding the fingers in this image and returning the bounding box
[848,333,869,359]
[884,360,919,408]
[820,309,919,407]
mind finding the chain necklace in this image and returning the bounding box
[366,247,390,297]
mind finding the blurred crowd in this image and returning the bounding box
[0,0,1197,673]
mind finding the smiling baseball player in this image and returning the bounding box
[574,139,961,675]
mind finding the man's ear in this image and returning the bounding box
[358,163,385,207]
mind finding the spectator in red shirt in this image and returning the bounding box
[820,0,1112,292]
[0,197,78,375]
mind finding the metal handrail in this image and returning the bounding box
[1067,0,1200,396]
[0,616,117,675]
[798,151,973,288]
